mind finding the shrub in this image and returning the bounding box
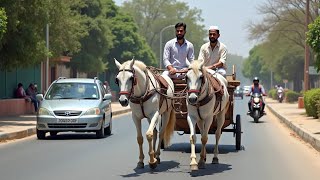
[268,89,277,100]
[285,90,300,103]
[304,88,320,118]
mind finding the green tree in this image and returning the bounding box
[307,16,320,72]
[121,0,206,64]
[0,7,7,40]
[0,0,87,70]
[242,45,270,88]
[68,0,114,73]
[100,0,157,88]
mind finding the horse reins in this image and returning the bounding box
[187,69,223,120]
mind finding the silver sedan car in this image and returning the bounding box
[36,77,112,139]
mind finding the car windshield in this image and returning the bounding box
[45,82,99,100]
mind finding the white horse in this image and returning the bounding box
[185,60,229,171]
[115,58,176,169]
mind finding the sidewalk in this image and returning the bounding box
[265,98,320,152]
[0,102,131,142]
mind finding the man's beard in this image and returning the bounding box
[176,34,184,40]
[210,38,217,43]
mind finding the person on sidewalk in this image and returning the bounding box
[162,22,195,79]
[246,77,267,114]
[26,83,39,112]
[198,25,228,77]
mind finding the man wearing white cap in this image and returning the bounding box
[198,25,227,76]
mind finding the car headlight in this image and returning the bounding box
[38,107,53,116]
[84,108,101,115]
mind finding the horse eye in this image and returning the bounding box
[115,78,119,85]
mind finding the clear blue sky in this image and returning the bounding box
[114,0,265,58]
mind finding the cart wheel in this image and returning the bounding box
[235,114,241,150]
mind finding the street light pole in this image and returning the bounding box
[159,24,175,69]
[46,23,49,91]
[304,0,310,91]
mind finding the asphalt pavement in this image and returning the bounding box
[1,98,320,154]
[0,102,131,142]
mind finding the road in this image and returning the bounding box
[1,97,320,180]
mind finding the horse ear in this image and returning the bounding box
[114,58,121,69]
[130,58,135,69]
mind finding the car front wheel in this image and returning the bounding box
[37,129,46,140]
[105,117,112,136]
[96,120,105,138]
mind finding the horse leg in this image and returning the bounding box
[198,118,212,169]
[133,117,144,168]
[153,127,158,161]
[155,113,167,164]
[212,111,225,164]
[187,115,198,171]
[146,111,160,169]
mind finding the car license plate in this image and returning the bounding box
[57,119,78,123]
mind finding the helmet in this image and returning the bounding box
[253,77,259,82]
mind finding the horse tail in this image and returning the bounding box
[163,108,176,148]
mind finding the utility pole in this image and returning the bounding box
[304,0,310,91]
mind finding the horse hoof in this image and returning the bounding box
[198,162,206,169]
[149,162,158,169]
[137,162,144,169]
[212,157,219,164]
[190,164,198,171]
[156,157,161,164]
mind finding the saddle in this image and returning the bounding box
[205,72,224,101]
[152,73,169,109]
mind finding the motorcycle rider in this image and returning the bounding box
[276,84,284,102]
[246,77,267,114]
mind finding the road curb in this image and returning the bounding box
[0,109,131,142]
[266,104,320,152]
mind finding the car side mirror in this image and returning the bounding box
[36,94,44,101]
[103,93,112,101]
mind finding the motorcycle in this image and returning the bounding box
[247,93,265,123]
[277,89,284,103]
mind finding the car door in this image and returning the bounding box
[99,82,111,125]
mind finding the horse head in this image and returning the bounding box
[115,58,136,107]
[186,60,206,105]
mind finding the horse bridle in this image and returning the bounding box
[115,68,137,97]
[185,68,206,95]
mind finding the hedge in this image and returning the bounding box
[268,89,277,100]
[285,90,300,103]
[304,88,320,118]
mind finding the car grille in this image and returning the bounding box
[48,123,87,128]
[53,110,82,116]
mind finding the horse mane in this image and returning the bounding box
[189,60,207,76]
[122,60,147,71]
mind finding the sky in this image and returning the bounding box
[114,0,266,58]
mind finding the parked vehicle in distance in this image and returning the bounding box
[243,85,251,95]
[36,77,112,139]
[234,86,243,99]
